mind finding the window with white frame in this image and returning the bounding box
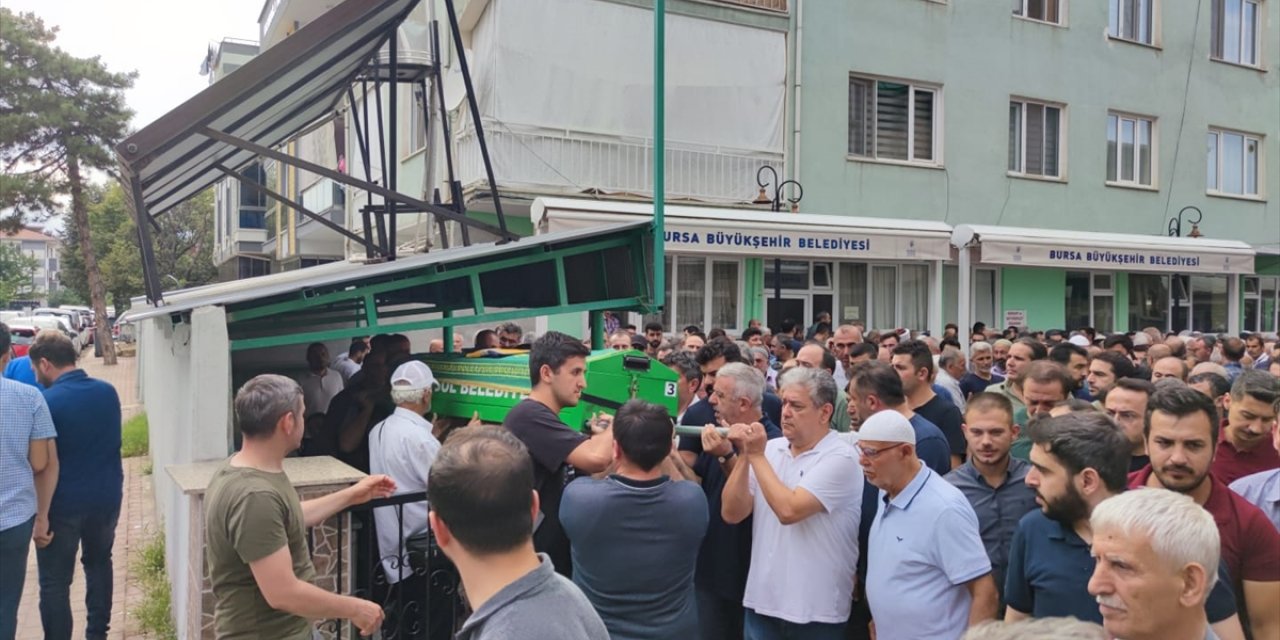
[1109,0,1155,45]
[1106,112,1155,186]
[1211,0,1261,66]
[406,87,427,154]
[849,76,939,164]
[1207,128,1261,196]
[1066,271,1114,333]
[839,262,930,330]
[1014,0,1063,24]
[1009,99,1064,178]
[1244,276,1280,332]
[661,256,741,332]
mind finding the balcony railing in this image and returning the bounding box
[456,125,784,204]
[708,0,788,11]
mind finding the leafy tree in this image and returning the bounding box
[0,242,39,306]
[1,8,135,363]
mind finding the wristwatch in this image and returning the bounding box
[717,450,737,465]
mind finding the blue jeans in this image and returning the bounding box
[697,587,745,640]
[36,507,120,640]
[744,608,847,640]
[0,517,35,640]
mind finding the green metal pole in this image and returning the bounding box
[590,310,605,350]
[653,0,665,321]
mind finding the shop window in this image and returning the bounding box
[1066,271,1113,332]
[1190,275,1228,333]
[839,263,868,325]
[975,268,998,329]
[872,266,897,330]
[1128,274,1170,331]
[1244,276,1280,333]
[667,256,740,332]
[901,264,929,330]
[676,256,707,330]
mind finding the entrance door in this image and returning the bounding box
[767,297,806,334]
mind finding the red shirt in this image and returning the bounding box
[1211,427,1280,486]
[1129,466,1280,588]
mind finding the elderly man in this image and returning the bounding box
[936,348,969,411]
[368,360,446,639]
[1104,378,1156,472]
[830,325,863,391]
[860,411,998,640]
[722,368,863,637]
[1087,489,1222,640]
[946,393,1038,603]
[1153,355,1189,382]
[496,322,524,348]
[796,343,852,432]
[561,400,707,639]
[1004,412,1243,638]
[960,342,1004,401]
[298,342,343,418]
[991,339,1013,378]
[1212,370,1280,485]
[682,362,780,640]
[1130,384,1280,640]
[747,346,777,390]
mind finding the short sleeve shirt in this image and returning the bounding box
[1230,469,1280,532]
[204,460,316,640]
[743,432,863,625]
[944,458,1038,594]
[502,398,588,576]
[1211,429,1280,487]
[0,377,57,530]
[867,465,991,640]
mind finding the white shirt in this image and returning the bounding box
[934,369,967,412]
[743,431,864,624]
[331,355,361,384]
[298,368,344,417]
[369,407,441,583]
[833,365,849,395]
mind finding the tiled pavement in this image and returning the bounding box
[13,352,157,639]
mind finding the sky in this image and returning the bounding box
[4,0,265,129]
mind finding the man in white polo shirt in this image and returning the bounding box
[722,367,863,638]
[861,410,998,640]
[369,360,445,639]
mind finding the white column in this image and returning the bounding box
[1227,274,1241,335]
[930,260,944,338]
[958,247,972,359]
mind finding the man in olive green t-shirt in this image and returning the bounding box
[206,375,396,639]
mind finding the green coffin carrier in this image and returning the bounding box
[421,350,679,432]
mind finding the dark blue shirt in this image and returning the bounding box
[959,373,1003,400]
[2,355,40,388]
[42,369,123,514]
[1005,509,1237,623]
[677,400,781,601]
[944,458,1038,596]
[562,475,707,640]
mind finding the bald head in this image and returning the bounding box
[1145,343,1172,365]
[797,343,836,374]
[1152,356,1187,382]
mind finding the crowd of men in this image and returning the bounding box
[6,312,1279,640]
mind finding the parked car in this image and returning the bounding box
[18,315,82,352]
[7,324,37,358]
[32,308,85,350]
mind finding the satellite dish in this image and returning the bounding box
[442,63,466,111]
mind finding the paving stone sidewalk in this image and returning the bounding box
[14,353,157,639]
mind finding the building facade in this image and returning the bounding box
[1,227,61,307]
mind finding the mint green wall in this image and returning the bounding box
[1000,268,1064,331]
[1114,272,1130,333]
[794,1,1280,246]
[743,258,765,326]
[546,313,584,337]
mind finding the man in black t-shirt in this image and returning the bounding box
[501,332,614,577]
[892,339,965,469]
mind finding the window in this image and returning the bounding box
[1207,128,1261,196]
[1009,99,1063,178]
[667,256,741,332]
[1211,0,1260,66]
[1106,113,1154,186]
[849,76,939,165]
[1244,276,1280,333]
[1109,0,1154,44]
[1014,0,1062,24]
[406,87,427,154]
[237,257,271,279]
[1066,271,1113,332]
[1128,273,1169,330]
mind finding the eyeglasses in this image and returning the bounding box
[856,442,906,459]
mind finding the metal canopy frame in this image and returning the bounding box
[116,0,515,306]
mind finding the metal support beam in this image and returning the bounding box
[198,126,518,241]
[126,175,165,304]
[216,164,380,255]
[388,29,399,259]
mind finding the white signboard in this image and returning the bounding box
[980,241,1252,275]
[659,225,951,262]
[1004,310,1027,330]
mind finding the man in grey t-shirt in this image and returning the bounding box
[429,426,607,640]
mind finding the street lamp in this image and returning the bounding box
[752,165,804,330]
[1168,206,1204,333]
[755,165,803,213]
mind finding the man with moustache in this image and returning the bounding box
[1129,384,1280,640]
[1003,412,1244,638]
[959,342,1004,400]
[1211,370,1280,486]
[987,339,1047,427]
[946,393,1038,602]
[1049,343,1090,400]
[1153,355,1190,382]
[1007,361,1073,460]
[1104,378,1156,472]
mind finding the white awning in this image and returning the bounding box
[952,224,1255,276]
[532,198,953,262]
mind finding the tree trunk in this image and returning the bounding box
[67,154,118,365]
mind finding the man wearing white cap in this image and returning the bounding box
[368,360,445,639]
[861,411,998,640]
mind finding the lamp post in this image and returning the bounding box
[1168,206,1204,333]
[753,165,803,330]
